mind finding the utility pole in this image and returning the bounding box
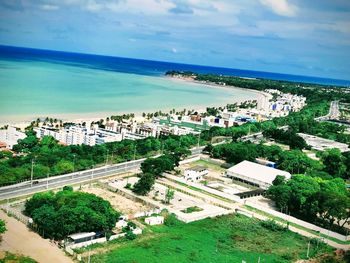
[46,173,49,189]
[72,154,76,179]
[105,149,109,166]
[197,133,201,149]
[133,144,137,174]
[91,165,94,180]
[88,236,93,263]
[73,154,76,172]
[30,159,35,187]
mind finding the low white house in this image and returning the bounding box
[184,166,208,181]
[226,160,291,189]
[145,216,164,225]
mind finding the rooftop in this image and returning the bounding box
[186,165,208,172]
[227,160,291,185]
[67,232,96,241]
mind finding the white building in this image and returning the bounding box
[0,126,26,149]
[184,166,208,181]
[226,160,291,189]
[34,125,123,146]
[145,216,164,225]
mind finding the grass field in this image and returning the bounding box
[190,159,226,172]
[88,214,332,263]
[0,252,37,263]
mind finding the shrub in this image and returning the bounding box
[164,213,182,227]
[259,220,286,232]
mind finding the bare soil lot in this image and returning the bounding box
[81,185,150,215]
[0,210,72,263]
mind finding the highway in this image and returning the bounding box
[315,100,340,121]
[0,146,205,200]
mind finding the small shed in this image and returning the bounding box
[184,165,208,181]
[145,216,164,225]
[67,232,96,244]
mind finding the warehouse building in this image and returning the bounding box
[226,160,291,189]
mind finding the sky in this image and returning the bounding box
[0,0,349,80]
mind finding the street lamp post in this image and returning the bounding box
[46,173,49,189]
[30,159,35,187]
[72,154,76,179]
[133,145,137,174]
[105,149,109,166]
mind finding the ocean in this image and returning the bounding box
[0,45,348,123]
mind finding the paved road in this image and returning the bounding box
[0,147,205,200]
[315,100,340,121]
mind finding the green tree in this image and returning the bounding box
[0,219,6,234]
[164,188,175,204]
[321,149,347,178]
[132,173,155,196]
[24,190,119,240]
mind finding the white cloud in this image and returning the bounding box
[85,1,103,12]
[260,0,297,17]
[40,4,59,11]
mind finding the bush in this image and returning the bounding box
[164,213,182,227]
[259,220,286,232]
[124,183,132,190]
[62,185,73,191]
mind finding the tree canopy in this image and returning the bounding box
[24,189,120,240]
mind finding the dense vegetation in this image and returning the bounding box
[88,214,332,263]
[0,132,199,186]
[168,71,350,145]
[1,72,350,186]
[133,154,180,195]
[267,175,350,233]
[24,188,119,240]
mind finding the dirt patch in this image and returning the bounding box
[82,186,150,215]
[0,210,72,263]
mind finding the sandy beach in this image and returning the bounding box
[0,76,269,128]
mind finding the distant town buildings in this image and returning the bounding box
[5,89,307,148]
[0,126,26,149]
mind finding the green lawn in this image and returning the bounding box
[0,252,37,263]
[191,159,226,172]
[89,215,332,263]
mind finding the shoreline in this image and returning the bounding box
[0,76,269,128]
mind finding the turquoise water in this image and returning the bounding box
[0,59,258,122]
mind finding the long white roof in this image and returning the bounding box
[68,232,95,240]
[227,160,291,185]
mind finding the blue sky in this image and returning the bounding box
[0,0,349,80]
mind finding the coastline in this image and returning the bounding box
[166,75,272,104]
[0,76,269,128]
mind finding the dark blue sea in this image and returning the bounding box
[0,45,349,87]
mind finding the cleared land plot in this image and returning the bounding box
[110,177,229,222]
[88,214,332,263]
[81,185,150,215]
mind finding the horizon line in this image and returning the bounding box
[1,44,349,85]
